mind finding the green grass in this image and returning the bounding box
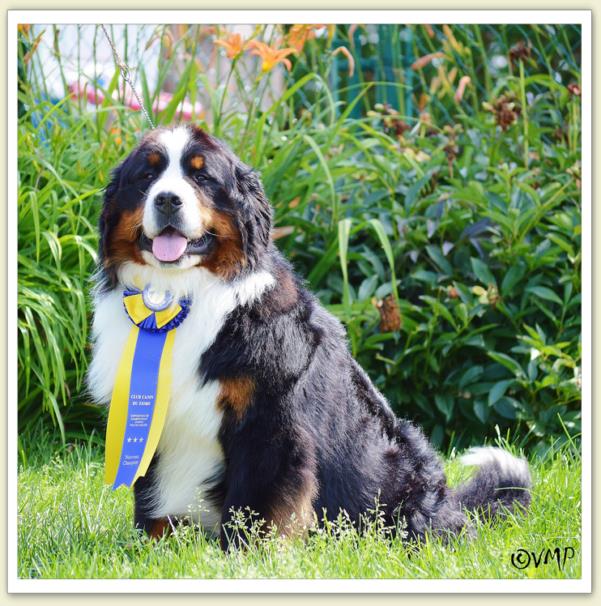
[18,434,581,580]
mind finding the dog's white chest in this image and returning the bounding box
[88,264,275,533]
[148,316,226,532]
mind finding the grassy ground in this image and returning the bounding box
[17,434,581,580]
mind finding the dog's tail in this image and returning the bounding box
[453,447,532,519]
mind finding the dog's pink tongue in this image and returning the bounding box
[152,232,188,262]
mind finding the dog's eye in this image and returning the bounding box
[144,172,155,180]
[193,172,208,184]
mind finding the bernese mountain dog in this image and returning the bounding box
[88,124,531,550]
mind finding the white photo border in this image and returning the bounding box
[7,9,592,594]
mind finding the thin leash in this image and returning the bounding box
[100,24,156,130]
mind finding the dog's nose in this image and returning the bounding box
[154,192,183,215]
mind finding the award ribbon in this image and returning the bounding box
[104,285,190,489]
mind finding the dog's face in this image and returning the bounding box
[99,125,272,282]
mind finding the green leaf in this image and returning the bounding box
[547,233,576,257]
[358,275,379,300]
[525,285,563,305]
[473,399,489,424]
[138,65,153,125]
[420,296,457,329]
[412,269,439,284]
[368,218,399,303]
[303,134,338,223]
[459,366,484,389]
[404,175,430,211]
[470,257,497,287]
[430,424,445,448]
[338,218,352,309]
[501,264,526,297]
[307,239,339,287]
[426,245,453,276]
[434,394,454,422]
[494,397,519,420]
[488,379,514,406]
[487,352,525,378]
[158,59,197,124]
[97,68,120,132]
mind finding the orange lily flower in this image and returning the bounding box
[287,24,327,53]
[247,40,298,72]
[215,32,248,60]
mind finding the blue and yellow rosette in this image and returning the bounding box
[104,285,190,489]
[122,286,190,332]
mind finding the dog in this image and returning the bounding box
[88,125,531,549]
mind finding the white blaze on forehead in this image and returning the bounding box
[142,126,206,239]
[157,126,192,169]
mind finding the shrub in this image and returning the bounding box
[17,23,581,455]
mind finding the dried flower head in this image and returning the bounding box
[377,104,410,138]
[442,124,461,177]
[567,83,581,97]
[553,126,568,143]
[419,111,432,126]
[443,141,458,163]
[374,295,402,333]
[508,40,532,67]
[483,93,521,131]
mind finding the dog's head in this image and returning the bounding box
[99,125,272,283]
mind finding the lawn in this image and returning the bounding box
[18,435,581,580]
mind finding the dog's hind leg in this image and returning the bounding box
[218,422,318,551]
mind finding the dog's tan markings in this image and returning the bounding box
[105,208,146,267]
[269,474,318,537]
[190,155,204,170]
[148,517,172,540]
[197,203,214,227]
[218,376,255,420]
[147,151,161,167]
[201,208,246,280]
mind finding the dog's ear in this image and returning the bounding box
[234,164,273,263]
[98,160,125,268]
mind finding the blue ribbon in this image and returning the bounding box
[112,329,168,489]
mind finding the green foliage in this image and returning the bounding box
[18,430,581,579]
[339,118,582,454]
[17,24,581,453]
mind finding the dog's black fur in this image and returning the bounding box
[98,126,531,550]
